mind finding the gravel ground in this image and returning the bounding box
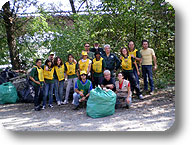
[0,87,175,131]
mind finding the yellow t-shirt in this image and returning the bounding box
[140,48,155,65]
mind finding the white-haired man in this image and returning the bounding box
[101,70,116,92]
[101,44,121,83]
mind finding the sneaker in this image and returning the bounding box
[57,101,61,106]
[49,104,54,108]
[72,100,75,105]
[64,100,69,104]
[42,106,46,110]
[150,91,154,95]
[139,94,144,100]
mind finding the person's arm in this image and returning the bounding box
[135,50,142,63]
[102,59,107,71]
[29,76,40,85]
[74,82,84,97]
[133,61,140,75]
[105,84,114,89]
[87,60,92,74]
[115,54,121,71]
[29,68,40,85]
[153,55,157,71]
[126,82,131,104]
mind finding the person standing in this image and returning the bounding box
[72,71,93,110]
[90,41,105,55]
[78,51,92,76]
[92,51,106,88]
[54,57,65,106]
[48,52,55,64]
[83,43,95,60]
[120,47,144,100]
[140,40,157,95]
[29,59,44,111]
[63,54,78,104]
[102,44,121,83]
[128,41,142,89]
[42,59,54,109]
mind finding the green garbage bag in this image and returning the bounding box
[86,87,116,118]
[0,82,18,104]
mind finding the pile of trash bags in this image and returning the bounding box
[86,87,116,118]
[0,67,35,104]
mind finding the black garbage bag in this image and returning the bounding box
[18,78,35,103]
[0,76,6,85]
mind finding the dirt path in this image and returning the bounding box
[0,87,175,131]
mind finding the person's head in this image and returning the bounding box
[104,44,111,54]
[84,43,90,51]
[104,70,111,81]
[95,51,101,60]
[120,47,128,57]
[81,51,88,60]
[68,54,74,63]
[79,70,87,81]
[54,56,63,66]
[128,41,135,50]
[49,52,55,60]
[94,42,99,48]
[45,59,52,67]
[35,59,42,67]
[117,72,124,81]
[142,40,149,49]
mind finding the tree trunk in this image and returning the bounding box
[2,1,20,70]
[69,0,76,13]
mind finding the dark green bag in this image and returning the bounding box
[86,87,116,118]
[0,82,18,104]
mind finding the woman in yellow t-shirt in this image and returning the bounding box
[63,54,78,104]
[120,47,143,100]
[54,57,65,106]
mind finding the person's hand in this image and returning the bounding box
[36,81,40,85]
[153,65,157,71]
[137,71,140,76]
[79,91,84,97]
[73,59,77,64]
[45,66,49,71]
[126,97,130,104]
[81,97,86,101]
[130,55,134,58]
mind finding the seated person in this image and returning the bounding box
[73,70,93,110]
[115,72,132,109]
[101,70,116,92]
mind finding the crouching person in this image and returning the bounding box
[115,72,132,109]
[73,71,93,110]
[29,59,44,111]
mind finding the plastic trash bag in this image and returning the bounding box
[18,84,35,103]
[0,82,18,104]
[86,86,116,118]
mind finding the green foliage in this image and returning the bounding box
[0,0,175,88]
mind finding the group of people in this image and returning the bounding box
[29,40,157,111]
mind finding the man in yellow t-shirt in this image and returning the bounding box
[140,40,157,95]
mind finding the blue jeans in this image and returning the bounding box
[54,79,64,102]
[133,65,140,88]
[43,83,54,106]
[93,76,104,88]
[65,77,77,102]
[142,65,154,92]
[73,92,80,106]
